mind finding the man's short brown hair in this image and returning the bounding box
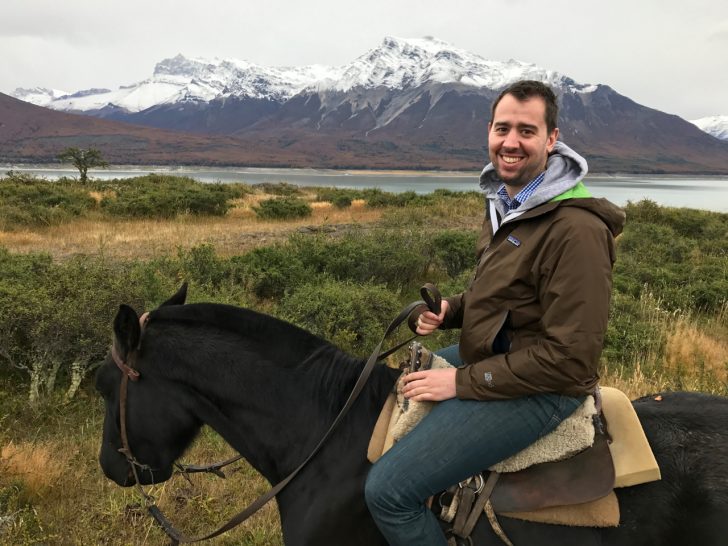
[491,80,559,133]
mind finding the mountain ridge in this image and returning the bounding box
[5,37,728,173]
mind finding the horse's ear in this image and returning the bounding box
[160,282,187,307]
[113,304,141,357]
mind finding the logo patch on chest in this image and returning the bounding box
[507,235,521,247]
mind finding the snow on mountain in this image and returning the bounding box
[11,37,595,115]
[317,36,576,93]
[21,54,341,114]
[690,115,728,141]
[11,87,70,107]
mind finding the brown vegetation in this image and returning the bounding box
[0,192,381,260]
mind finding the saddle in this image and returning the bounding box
[367,343,661,540]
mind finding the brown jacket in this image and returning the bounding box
[447,196,625,400]
[410,143,625,400]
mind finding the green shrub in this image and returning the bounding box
[431,230,478,278]
[100,175,234,218]
[0,251,151,402]
[279,280,401,356]
[289,229,430,287]
[176,244,230,288]
[252,182,302,196]
[365,189,432,208]
[332,195,352,209]
[253,197,312,220]
[235,245,311,299]
[0,180,96,229]
[615,205,727,313]
[314,187,363,202]
[3,170,42,184]
[603,292,667,369]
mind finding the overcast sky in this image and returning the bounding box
[1,0,726,120]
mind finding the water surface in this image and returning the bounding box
[5,165,728,212]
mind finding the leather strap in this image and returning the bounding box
[461,472,499,538]
[453,484,476,537]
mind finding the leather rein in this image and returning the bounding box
[111,284,441,544]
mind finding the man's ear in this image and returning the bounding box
[547,127,559,152]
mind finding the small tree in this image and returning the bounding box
[57,147,108,183]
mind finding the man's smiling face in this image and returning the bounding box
[488,93,559,193]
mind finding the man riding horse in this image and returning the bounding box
[365,80,626,545]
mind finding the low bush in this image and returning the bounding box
[603,291,667,369]
[314,187,363,203]
[431,230,479,278]
[365,189,432,208]
[0,179,96,229]
[253,197,312,220]
[289,229,430,288]
[279,280,401,356]
[332,195,352,209]
[234,244,311,299]
[252,182,302,196]
[100,175,235,218]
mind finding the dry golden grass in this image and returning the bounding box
[601,296,728,399]
[0,193,382,261]
[0,411,282,545]
[0,441,68,498]
[665,318,728,383]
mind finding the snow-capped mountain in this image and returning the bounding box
[14,55,340,114]
[313,36,590,93]
[6,36,727,173]
[12,36,593,115]
[690,116,728,141]
[11,86,70,107]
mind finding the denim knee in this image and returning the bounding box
[365,463,392,513]
[365,460,411,517]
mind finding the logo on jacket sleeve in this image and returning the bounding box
[484,372,495,388]
[507,235,521,247]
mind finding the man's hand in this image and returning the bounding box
[415,300,449,335]
[401,368,457,401]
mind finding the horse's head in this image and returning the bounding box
[95,284,200,487]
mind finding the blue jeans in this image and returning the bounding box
[365,345,584,546]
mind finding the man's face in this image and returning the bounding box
[488,94,559,191]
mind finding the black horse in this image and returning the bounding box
[96,287,728,545]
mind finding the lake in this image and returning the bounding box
[4,165,728,212]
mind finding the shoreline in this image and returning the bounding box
[5,164,728,179]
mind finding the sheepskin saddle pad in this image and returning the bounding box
[367,343,661,527]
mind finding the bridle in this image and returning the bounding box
[110,285,441,544]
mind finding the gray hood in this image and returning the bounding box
[479,141,589,217]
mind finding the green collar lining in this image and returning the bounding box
[550,180,592,202]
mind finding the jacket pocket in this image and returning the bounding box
[489,311,511,355]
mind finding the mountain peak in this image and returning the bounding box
[154,54,219,77]
[10,36,582,112]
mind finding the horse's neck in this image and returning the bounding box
[184,343,396,485]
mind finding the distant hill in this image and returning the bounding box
[0,93,314,167]
[5,37,728,173]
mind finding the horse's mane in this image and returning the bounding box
[149,302,327,352]
[147,302,396,410]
